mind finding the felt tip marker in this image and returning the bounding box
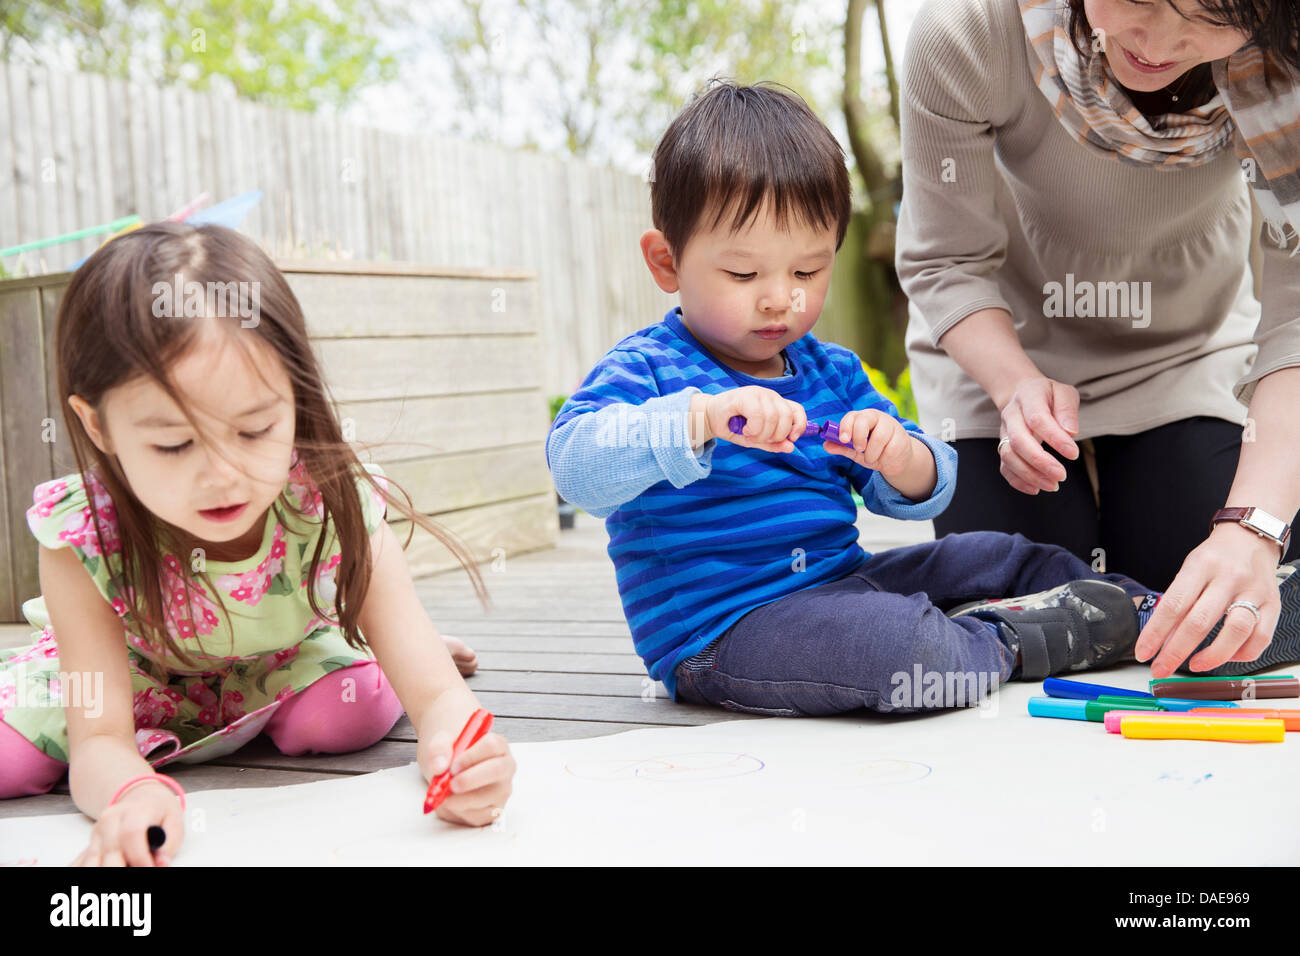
[423,707,494,814]
[1150,698,1238,711]
[124,825,168,866]
[1148,675,1299,700]
[1084,699,1164,721]
[1189,707,1300,731]
[1119,715,1285,742]
[1093,695,1236,712]
[1042,678,1154,701]
[727,416,854,447]
[1027,697,1090,720]
[1102,710,1269,734]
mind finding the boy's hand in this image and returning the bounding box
[418,709,515,828]
[828,409,915,478]
[692,387,807,453]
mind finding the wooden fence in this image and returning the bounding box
[0,62,677,397]
[0,262,557,623]
[0,62,878,398]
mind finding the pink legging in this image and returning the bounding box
[0,661,403,799]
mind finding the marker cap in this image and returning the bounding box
[1027,696,1090,720]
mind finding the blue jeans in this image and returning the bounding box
[673,530,1149,717]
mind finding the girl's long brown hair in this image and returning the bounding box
[55,221,489,677]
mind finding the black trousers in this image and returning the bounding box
[933,416,1300,593]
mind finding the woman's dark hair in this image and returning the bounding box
[1066,0,1300,73]
[649,79,852,259]
[56,221,488,677]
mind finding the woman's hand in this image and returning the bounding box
[1135,523,1283,677]
[996,376,1081,494]
[418,705,515,828]
[70,783,184,866]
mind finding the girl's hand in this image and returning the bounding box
[418,713,515,828]
[996,376,1081,494]
[1135,523,1284,678]
[698,387,808,453]
[441,633,478,676]
[70,784,184,867]
[828,409,914,478]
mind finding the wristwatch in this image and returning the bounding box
[1210,506,1292,555]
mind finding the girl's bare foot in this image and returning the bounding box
[441,633,478,676]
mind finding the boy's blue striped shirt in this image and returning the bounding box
[546,306,958,700]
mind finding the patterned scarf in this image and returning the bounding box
[1020,0,1300,253]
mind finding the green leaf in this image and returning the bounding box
[10,0,403,110]
[863,361,918,423]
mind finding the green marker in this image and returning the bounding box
[0,215,142,258]
[1085,699,1165,722]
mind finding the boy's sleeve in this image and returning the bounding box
[546,349,716,519]
[835,352,958,520]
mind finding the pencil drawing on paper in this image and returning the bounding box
[832,758,933,787]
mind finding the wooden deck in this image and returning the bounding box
[0,508,932,820]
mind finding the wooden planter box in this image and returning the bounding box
[0,260,558,623]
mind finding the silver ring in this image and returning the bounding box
[1225,600,1262,628]
[997,437,1010,455]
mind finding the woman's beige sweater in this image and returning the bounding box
[895,0,1300,440]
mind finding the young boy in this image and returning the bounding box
[546,81,1291,716]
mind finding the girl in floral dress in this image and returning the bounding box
[0,221,515,864]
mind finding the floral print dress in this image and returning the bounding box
[0,450,390,767]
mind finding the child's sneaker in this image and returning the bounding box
[1177,559,1300,676]
[949,580,1139,680]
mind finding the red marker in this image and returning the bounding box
[423,707,494,814]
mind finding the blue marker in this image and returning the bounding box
[1153,697,1238,712]
[1027,696,1091,720]
[1093,695,1237,711]
[1042,677,1154,701]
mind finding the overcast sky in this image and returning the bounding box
[342,0,929,172]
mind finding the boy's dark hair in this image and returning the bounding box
[649,79,852,258]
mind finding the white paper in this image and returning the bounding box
[4,676,1297,865]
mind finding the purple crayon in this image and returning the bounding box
[728,415,853,447]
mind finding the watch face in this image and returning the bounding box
[1245,509,1288,540]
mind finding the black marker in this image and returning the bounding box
[125,825,168,866]
[147,825,166,851]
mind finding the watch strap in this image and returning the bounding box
[1210,507,1292,550]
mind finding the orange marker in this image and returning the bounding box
[1190,707,1300,732]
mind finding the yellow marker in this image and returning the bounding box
[1120,715,1285,742]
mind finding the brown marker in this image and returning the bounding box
[1149,676,1300,700]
